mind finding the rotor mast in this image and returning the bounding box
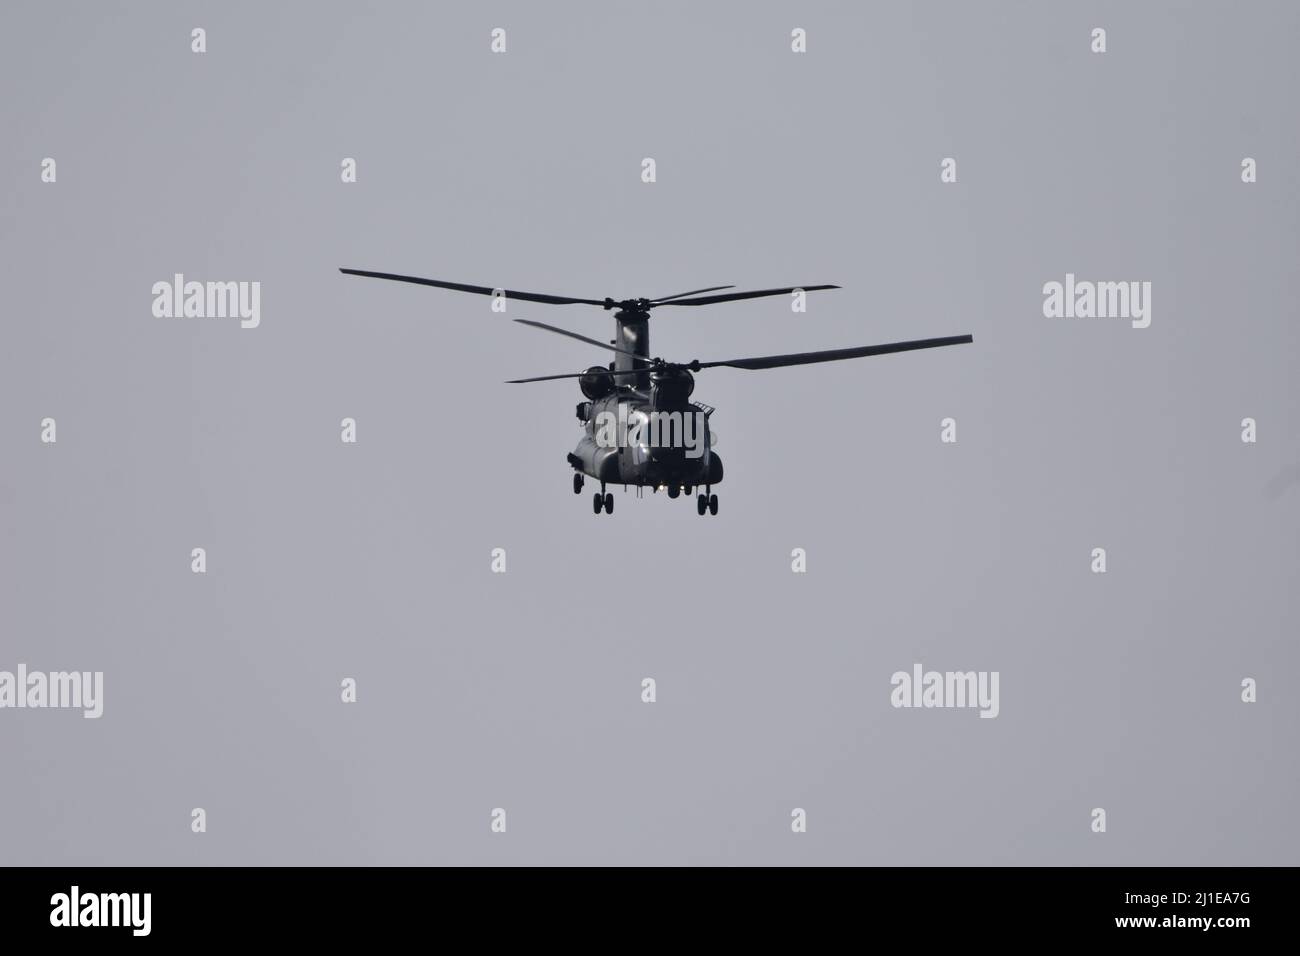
[612,303,652,390]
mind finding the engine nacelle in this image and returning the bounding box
[651,367,694,406]
[579,365,615,400]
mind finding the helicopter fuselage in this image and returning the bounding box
[568,383,724,492]
[564,308,724,495]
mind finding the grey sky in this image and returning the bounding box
[0,0,1296,865]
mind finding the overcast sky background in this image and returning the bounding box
[1,1,1297,864]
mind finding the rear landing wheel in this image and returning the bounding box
[697,494,707,516]
[573,473,584,494]
[708,494,718,516]
[593,492,603,514]
[604,493,614,514]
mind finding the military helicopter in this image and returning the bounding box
[340,269,973,516]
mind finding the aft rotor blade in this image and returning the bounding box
[650,285,735,303]
[513,319,651,362]
[506,366,649,384]
[339,269,607,307]
[656,284,840,307]
[695,334,973,371]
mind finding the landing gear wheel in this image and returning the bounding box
[668,484,680,499]
[593,492,604,514]
[697,494,707,516]
[604,493,614,514]
[708,494,718,516]
[573,473,584,494]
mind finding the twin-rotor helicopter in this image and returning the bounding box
[340,268,973,516]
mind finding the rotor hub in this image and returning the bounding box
[606,298,652,313]
[649,364,695,402]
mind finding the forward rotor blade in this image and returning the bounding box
[506,371,592,384]
[506,366,649,384]
[695,334,973,371]
[513,319,650,362]
[339,269,607,307]
[651,285,735,303]
[656,284,840,307]
[506,334,972,382]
